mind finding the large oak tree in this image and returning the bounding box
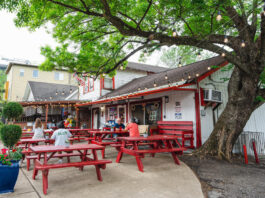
[1,0,265,160]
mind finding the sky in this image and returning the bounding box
[0,10,162,66]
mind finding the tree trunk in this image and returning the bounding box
[196,66,260,160]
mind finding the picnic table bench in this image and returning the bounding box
[87,130,129,158]
[116,135,186,172]
[150,121,194,149]
[30,144,112,195]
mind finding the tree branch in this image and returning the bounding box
[118,11,138,25]
[47,0,103,17]
[250,0,258,37]
[260,13,265,62]
[137,0,152,29]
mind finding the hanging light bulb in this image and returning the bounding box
[55,90,58,95]
[216,11,222,21]
[208,67,211,70]
[120,66,124,70]
[138,87,141,91]
[153,81,157,87]
[102,73,106,77]
[188,75,191,79]
[241,40,246,47]
[196,73,199,77]
[178,61,182,67]
[172,29,177,37]
[165,74,168,80]
[50,96,52,100]
[62,90,65,95]
[221,52,226,57]
[168,80,171,87]
[70,88,73,93]
[197,52,201,59]
[145,87,148,90]
[224,36,228,43]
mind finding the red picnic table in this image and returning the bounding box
[19,138,47,149]
[88,130,129,158]
[116,135,186,172]
[29,144,112,195]
[68,128,94,141]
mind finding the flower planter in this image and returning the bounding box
[0,161,20,194]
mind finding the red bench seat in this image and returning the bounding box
[151,121,194,149]
[33,159,112,195]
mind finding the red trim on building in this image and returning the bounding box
[112,77,115,89]
[195,91,202,148]
[198,61,229,82]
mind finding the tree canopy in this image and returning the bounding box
[0,0,264,96]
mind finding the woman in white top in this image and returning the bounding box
[32,118,44,139]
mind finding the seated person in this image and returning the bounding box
[114,118,125,130]
[32,118,44,139]
[51,122,72,163]
[125,117,140,137]
[51,122,72,146]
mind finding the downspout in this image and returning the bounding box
[195,79,202,148]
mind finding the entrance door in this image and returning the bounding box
[92,109,100,129]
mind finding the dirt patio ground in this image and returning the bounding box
[180,154,265,198]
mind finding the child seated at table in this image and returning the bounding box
[51,122,72,163]
[51,122,72,146]
[32,118,44,139]
[125,117,140,137]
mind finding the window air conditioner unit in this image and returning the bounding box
[203,89,222,103]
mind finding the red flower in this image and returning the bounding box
[12,149,17,152]
[1,148,8,154]
[4,155,8,158]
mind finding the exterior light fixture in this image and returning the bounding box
[216,11,222,21]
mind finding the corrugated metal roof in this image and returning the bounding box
[126,62,168,73]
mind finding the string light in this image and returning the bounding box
[62,91,65,95]
[50,96,52,100]
[70,89,73,93]
[197,52,201,59]
[241,40,246,47]
[165,74,168,80]
[153,81,157,87]
[221,52,226,57]
[178,61,182,67]
[102,73,106,77]
[224,36,229,43]
[188,75,191,79]
[208,67,211,70]
[196,73,199,77]
[216,11,222,21]
[55,91,58,95]
[172,29,177,37]
[138,87,141,91]
[145,87,148,90]
[120,66,124,70]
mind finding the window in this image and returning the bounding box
[103,77,114,89]
[54,72,64,80]
[83,78,94,94]
[19,69,24,77]
[32,70,38,78]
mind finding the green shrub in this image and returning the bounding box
[0,125,22,149]
[3,102,23,121]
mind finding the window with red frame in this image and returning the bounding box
[83,78,94,94]
[103,76,115,90]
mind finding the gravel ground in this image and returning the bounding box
[180,154,265,198]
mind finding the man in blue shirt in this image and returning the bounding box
[114,118,125,130]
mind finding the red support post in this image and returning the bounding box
[252,141,259,164]
[243,144,248,164]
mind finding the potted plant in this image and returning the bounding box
[0,102,23,194]
[0,125,22,194]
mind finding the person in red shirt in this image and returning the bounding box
[125,117,140,137]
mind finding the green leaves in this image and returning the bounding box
[0,125,22,148]
[3,102,23,121]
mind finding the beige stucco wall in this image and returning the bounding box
[7,64,77,101]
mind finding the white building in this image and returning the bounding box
[74,57,265,156]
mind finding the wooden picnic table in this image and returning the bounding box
[88,130,129,158]
[29,144,112,195]
[116,135,186,172]
[19,138,47,149]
